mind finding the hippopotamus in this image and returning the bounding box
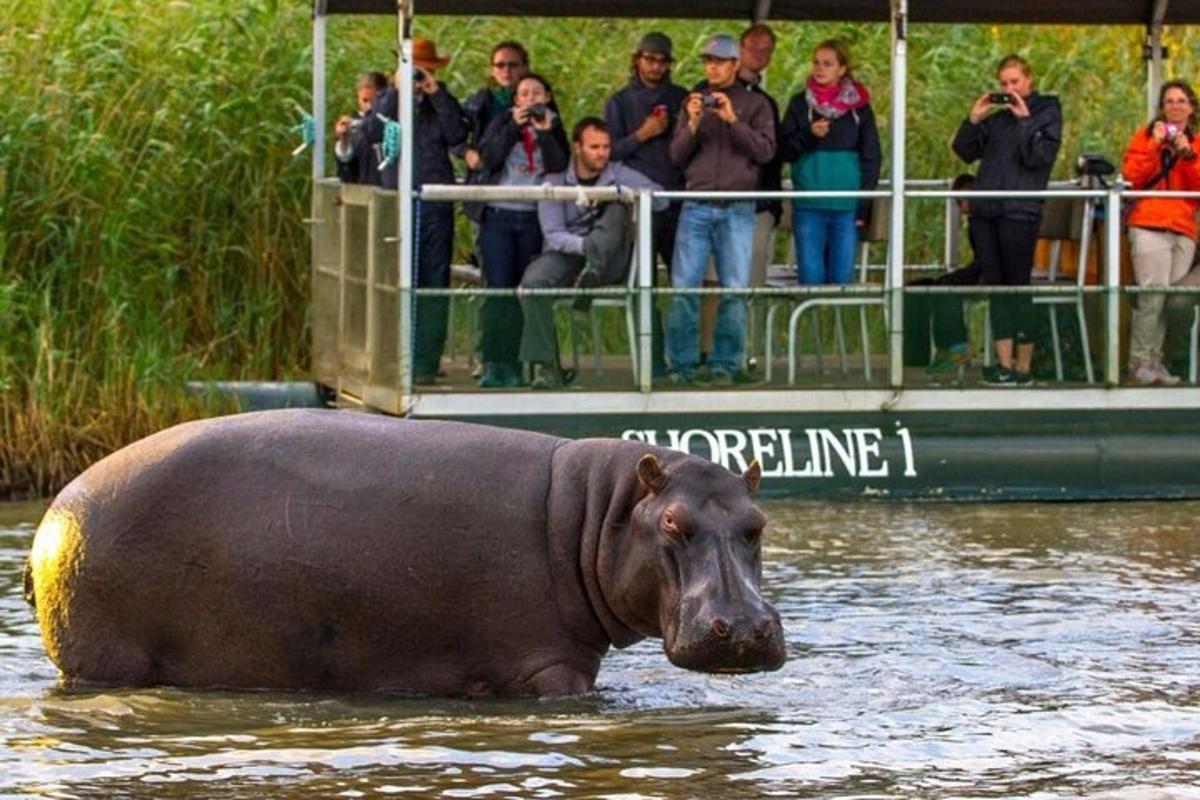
[25,409,785,697]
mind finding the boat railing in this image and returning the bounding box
[310,178,1200,408]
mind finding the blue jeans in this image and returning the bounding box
[794,207,858,285]
[478,207,542,363]
[666,200,756,375]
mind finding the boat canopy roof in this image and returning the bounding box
[314,0,1200,25]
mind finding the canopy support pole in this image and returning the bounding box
[312,11,326,180]
[887,0,908,390]
[398,0,415,409]
[752,0,771,22]
[1145,0,1169,121]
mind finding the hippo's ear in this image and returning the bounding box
[742,459,762,495]
[637,453,667,494]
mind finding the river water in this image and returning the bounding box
[2,499,1198,798]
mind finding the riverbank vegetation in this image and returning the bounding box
[3,0,1197,496]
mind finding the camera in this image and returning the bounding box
[701,94,720,110]
[1166,123,1180,138]
[1076,153,1116,187]
[528,103,548,122]
[989,92,1013,105]
[413,67,426,82]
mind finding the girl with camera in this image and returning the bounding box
[953,54,1062,386]
[778,39,882,286]
[475,73,569,388]
[1121,79,1200,386]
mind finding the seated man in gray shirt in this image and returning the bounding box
[519,117,663,389]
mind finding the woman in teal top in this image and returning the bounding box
[779,39,882,285]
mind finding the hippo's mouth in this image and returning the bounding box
[661,611,787,675]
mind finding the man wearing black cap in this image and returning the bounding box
[605,32,689,376]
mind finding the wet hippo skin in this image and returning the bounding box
[26,409,785,697]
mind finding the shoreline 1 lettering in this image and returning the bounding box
[619,425,918,479]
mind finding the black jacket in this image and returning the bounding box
[741,76,783,222]
[477,112,570,178]
[604,77,689,191]
[952,92,1062,221]
[335,111,382,186]
[368,84,469,191]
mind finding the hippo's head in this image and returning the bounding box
[611,453,786,675]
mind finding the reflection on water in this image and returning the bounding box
[2,499,1198,797]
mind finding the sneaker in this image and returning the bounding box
[709,369,734,387]
[478,362,504,388]
[927,346,969,374]
[1011,369,1033,386]
[1130,363,1160,386]
[666,370,693,386]
[1153,363,1182,386]
[499,361,524,388]
[981,365,1017,386]
[530,362,576,390]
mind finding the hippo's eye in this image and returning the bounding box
[744,527,763,545]
[661,508,689,542]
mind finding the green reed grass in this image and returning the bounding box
[2,0,1197,495]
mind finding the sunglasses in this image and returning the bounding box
[491,60,524,69]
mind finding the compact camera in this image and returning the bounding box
[701,94,720,110]
[528,103,548,122]
[989,92,1013,105]
[1166,123,1180,138]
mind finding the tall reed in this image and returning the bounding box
[3,1,1196,496]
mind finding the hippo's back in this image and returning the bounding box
[29,410,572,694]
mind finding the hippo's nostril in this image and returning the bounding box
[754,619,775,641]
[711,618,731,639]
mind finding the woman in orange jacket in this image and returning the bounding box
[1121,79,1200,385]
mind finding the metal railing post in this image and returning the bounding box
[1105,187,1122,385]
[637,190,654,393]
[397,3,414,408]
[888,0,908,389]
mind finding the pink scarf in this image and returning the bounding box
[806,76,870,119]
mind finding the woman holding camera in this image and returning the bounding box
[475,73,569,388]
[779,39,882,286]
[953,54,1062,386]
[1121,80,1200,386]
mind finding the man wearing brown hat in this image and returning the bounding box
[367,38,468,384]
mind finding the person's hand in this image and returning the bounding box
[685,93,704,130]
[811,117,831,138]
[335,116,353,141]
[968,93,992,124]
[1009,92,1030,119]
[635,109,670,142]
[711,92,737,125]
[512,105,532,125]
[415,71,439,96]
[1173,130,1195,158]
[529,109,553,132]
[1151,120,1168,144]
[464,148,481,170]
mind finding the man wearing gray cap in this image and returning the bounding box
[605,32,689,376]
[666,34,776,385]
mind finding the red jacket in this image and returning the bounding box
[1122,126,1200,238]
